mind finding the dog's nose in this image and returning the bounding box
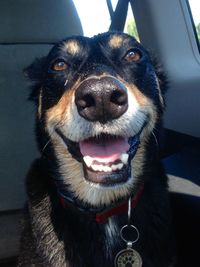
[75,76,128,123]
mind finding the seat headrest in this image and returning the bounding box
[0,0,83,43]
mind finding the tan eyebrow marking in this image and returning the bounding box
[63,40,81,55]
[108,35,124,48]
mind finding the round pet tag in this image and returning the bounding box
[114,248,142,267]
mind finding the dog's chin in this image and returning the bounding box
[55,130,141,187]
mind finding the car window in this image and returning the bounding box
[73,0,139,40]
[187,0,200,46]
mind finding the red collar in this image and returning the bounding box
[59,184,144,224]
[95,184,144,223]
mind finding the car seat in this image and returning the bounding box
[0,0,82,261]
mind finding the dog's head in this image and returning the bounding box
[26,32,166,208]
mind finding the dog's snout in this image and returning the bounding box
[75,77,128,123]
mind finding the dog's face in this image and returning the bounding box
[27,32,165,207]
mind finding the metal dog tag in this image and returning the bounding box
[114,247,142,267]
[115,198,143,267]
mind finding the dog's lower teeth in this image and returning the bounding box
[89,163,124,172]
[90,164,112,172]
[83,153,129,169]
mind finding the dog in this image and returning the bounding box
[18,32,175,267]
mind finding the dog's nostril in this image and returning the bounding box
[76,94,95,109]
[110,90,128,106]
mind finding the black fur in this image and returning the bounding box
[18,32,175,267]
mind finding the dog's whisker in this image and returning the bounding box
[42,122,61,154]
[42,139,51,153]
[151,131,159,147]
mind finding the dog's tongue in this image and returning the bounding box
[79,137,129,162]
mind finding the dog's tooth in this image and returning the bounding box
[111,164,118,171]
[91,164,99,171]
[83,156,93,167]
[98,165,104,172]
[102,166,112,172]
[111,163,124,171]
[116,163,124,170]
[120,153,129,165]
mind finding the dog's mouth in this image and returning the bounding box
[55,129,143,187]
[80,134,138,186]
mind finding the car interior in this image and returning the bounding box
[0,0,199,266]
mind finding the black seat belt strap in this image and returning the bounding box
[109,0,129,31]
[106,0,114,21]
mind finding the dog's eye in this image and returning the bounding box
[124,49,142,63]
[51,60,68,71]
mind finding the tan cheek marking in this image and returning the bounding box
[131,85,149,106]
[45,79,81,125]
[63,40,80,55]
[126,82,158,131]
[123,81,149,106]
[46,90,74,125]
[108,35,123,48]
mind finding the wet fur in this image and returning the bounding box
[18,32,175,267]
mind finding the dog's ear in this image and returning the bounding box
[24,57,47,102]
[24,57,47,82]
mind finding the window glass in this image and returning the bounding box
[124,3,139,41]
[73,0,139,41]
[188,0,200,43]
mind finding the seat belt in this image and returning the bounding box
[106,0,114,21]
[108,0,130,31]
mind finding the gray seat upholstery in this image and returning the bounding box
[0,0,82,43]
[0,0,82,259]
